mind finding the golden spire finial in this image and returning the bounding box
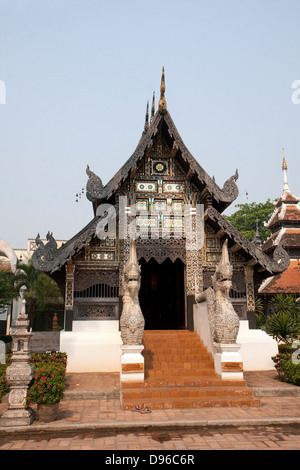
[158,66,167,114]
[282,148,290,193]
[282,148,287,171]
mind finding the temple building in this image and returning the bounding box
[32,69,289,372]
[259,153,300,305]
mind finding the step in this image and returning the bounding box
[144,355,213,363]
[122,396,261,410]
[143,330,198,335]
[122,376,248,389]
[146,368,216,378]
[143,347,211,354]
[121,329,260,410]
[122,386,254,400]
[144,360,214,370]
[144,359,213,367]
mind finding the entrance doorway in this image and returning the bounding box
[139,257,186,330]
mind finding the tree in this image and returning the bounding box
[33,273,64,330]
[224,199,276,241]
[15,262,63,329]
[0,267,19,310]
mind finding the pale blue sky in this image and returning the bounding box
[0,0,299,248]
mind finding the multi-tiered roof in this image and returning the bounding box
[259,152,300,294]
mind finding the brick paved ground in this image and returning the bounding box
[0,370,299,450]
[0,424,299,450]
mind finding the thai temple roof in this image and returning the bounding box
[31,69,290,278]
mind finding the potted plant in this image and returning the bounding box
[26,353,67,422]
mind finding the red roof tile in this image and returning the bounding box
[276,192,300,206]
[268,205,300,228]
[262,229,300,252]
[259,260,300,294]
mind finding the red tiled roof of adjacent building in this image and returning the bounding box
[259,260,300,294]
[267,204,300,228]
[263,228,300,252]
[276,192,300,205]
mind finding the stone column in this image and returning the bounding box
[1,299,35,426]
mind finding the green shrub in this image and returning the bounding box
[30,352,67,367]
[0,352,68,405]
[0,364,9,401]
[264,311,300,344]
[26,362,66,406]
[256,313,266,329]
[280,360,300,386]
[272,343,300,385]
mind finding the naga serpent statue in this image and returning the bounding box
[120,239,145,345]
[195,239,240,344]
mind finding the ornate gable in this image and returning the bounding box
[32,69,289,280]
[86,79,240,215]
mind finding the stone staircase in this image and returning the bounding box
[121,330,260,410]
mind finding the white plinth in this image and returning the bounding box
[120,345,145,383]
[237,321,278,371]
[194,304,279,372]
[214,343,244,381]
[60,321,122,372]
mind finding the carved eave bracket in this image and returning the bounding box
[86,164,104,202]
[219,169,239,202]
[31,211,114,274]
[269,238,290,274]
[31,232,58,272]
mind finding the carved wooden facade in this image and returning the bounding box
[32,72,290,330]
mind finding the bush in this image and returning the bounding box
[256,313,266,329]
[269,294,300,317]
[272,343,300,385]
[264,311,300,344]
[0,364,9,401]
[280,360,300,386]
[30,352,67,367]
[26,362,66,406]
[0,352,67,405]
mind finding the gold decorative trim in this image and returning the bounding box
[221,362,243,372]
[121,363,144,373]
[158,66,167,114]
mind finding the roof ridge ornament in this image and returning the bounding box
[282,148,290,194]
[31,232,58,272]
[86,164,104,202]
[151,91,155,121]
[158,66,167,114]
[282,148,287,171]
[144,100,149,132]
